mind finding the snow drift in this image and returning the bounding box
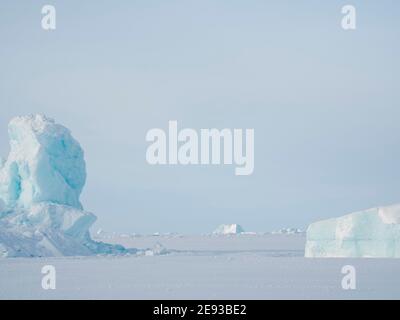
[305,204,400,258]
[0,115,126,257]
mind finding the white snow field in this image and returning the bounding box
[1,233,400,300]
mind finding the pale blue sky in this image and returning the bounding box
[0,1,399,233]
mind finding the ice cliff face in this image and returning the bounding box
[305,204,400,258]
[0,115,126,257]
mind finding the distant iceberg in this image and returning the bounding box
[0,115,128,257]
[213,224,245,235]
[305,204,400,258]
[271,228,303,235]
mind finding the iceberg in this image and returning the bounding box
[1,115,85,209]
[272,228,303,235]
[305,204,400,258]
[213,224,245,235]
[0,115,128,257]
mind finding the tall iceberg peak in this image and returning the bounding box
[0,115,127,257]
[0,114,86,209]
[305,204,400,258]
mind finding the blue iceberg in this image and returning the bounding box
[0,115,127,257]
[305,204,400,258]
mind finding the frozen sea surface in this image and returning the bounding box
[1,234,399,299]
